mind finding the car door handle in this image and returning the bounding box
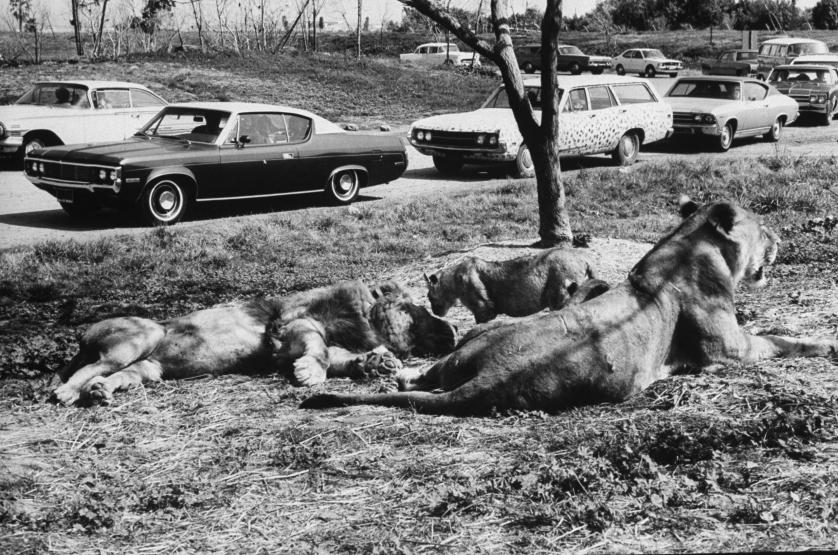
[282,153,295,159]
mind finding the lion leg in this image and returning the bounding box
[328,345,403,381]
[271,318,329,386]
[53,317,164,406]
[80,360,164,405]
[740,334,838,362]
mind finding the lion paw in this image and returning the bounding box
[354,350,403,380]
[82,377,113,405]
[293,355,327,387]
[53,383,80,406]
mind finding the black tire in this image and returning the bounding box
[139,177,189,225]
[59,192,100,220]
[443,58,454,66]
[615,64,625,75]
[645,65,656,78]
[327,169,361,205]
[433,155,464,175]
[512,145,535,178]
[669,72,678,78]
[522,62,534,74]
[591,68,604,75]
[822,95,837,126]
[611,132,640,166]
[569,62,581,75]
[717,123,734,152]
[764,117,783,141]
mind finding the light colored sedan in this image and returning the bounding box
[0,80,167,159]
[665,76,798,151]
[612,48,683,78]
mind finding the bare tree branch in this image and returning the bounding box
[399,0,494,60]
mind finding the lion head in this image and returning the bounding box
[679,196,779,288]
[423,269,459,317]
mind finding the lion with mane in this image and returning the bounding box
[53,280,456,406]
[303,198,837,415]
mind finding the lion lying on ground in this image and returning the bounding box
[424,247,600,323]
[303,198,838,415]
[53,280,457,406]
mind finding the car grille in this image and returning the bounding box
[423,131,484,148]
[672,112,697,126]
[40,161,99,183]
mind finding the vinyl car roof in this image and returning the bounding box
[670,75,764,83]
[34,80,155,90]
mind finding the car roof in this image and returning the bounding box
[760,37,826,45]
[671,75,765,84]
[727,49,757,53]
[34,80,154,90]
[418,42,456,47]
[164,102,344,131]
[792,54,838,61]
[521,74,657,87]
[774,64,836,71]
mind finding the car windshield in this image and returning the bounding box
[559,46,583,55]
[737,51,757,60]
[15,84,89,108]
[139,107,231,143]
[769,69,829,82]
[668,80,741,100]
[644,49,666,59]
[483,86,561,111]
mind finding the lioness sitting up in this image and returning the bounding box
[303,198,837,415]
[424,247,603,323]
[53,280,457,406]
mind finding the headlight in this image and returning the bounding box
[0,122,6,139]
[415,130,424,141]
[38,163,44,173]
[489,135,498,146]
[425,131,432,141]
[693,114,716,124]
[109,169,118,181]
[810,94,826,104]
[99,169,107,181]
[476,134,485,145]
[30,161,38,172]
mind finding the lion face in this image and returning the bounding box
[739,222,779,289]
[424,272,456,317]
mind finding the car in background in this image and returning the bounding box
[756,37,829,80]
[791,54,838,70]
[665,76,798,151]
[0,80,167,160]
[23,102,408,225]
[612,48,683,77]
[399,43,480,67]
[515,43,611,74]
[701,50,759,77]
[767,64,838,125]
[409,75,673,175]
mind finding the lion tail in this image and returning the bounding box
[300,390,469,415]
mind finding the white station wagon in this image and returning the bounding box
[409,75,673,176]
[399,42,481,67]
[0,80,167,159]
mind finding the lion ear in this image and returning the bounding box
[426,273,439,286]
[678,195,699,219]
[708,203,740,236]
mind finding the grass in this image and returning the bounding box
[1,156,837,552]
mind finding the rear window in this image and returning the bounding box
[611,83,656,104]
[793,42,828,55]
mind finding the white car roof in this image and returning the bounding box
[34,80,154,90]
[761,37,826,45]
[792,54,838,62]
[522,74,655,88]
[164,102,344,133]
[418,42,457,48]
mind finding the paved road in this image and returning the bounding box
[2,75,836,250]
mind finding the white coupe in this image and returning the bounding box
[0,80,167,159]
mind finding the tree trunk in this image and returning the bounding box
[71,0,84,56]
[94,0,109,57]
[356,0,362,60]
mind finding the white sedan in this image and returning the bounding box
[0,80,167,159]
[612,49,683,78]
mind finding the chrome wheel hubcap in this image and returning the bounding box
[338,173,354,193]
[622,136,636,158]
[158,190,176,212]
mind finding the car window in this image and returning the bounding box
[559,46,582,55]
[15,84,89,108]
[94,89,130,109]
[142,108,230,143]
[739,51,757,60]
[721,52,733,61]
[668,80,740,100]
[798,41,828,55]
[131,89,165,108]
[565,89,589,112]
[484,86,548,110]
[744,82,768,101]
[587,86,615,110]
[284,114,312,142]
[238,113,289,145]
[611,83,656,104]
[631,50,642,59]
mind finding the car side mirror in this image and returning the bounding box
[748,96,757,101]
[236,135,251,147]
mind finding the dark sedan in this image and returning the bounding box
[24,102,408,225]
[768,64,838,125]
[701,49,758,77]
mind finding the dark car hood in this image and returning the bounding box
[31,137,217,166]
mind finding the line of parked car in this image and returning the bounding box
[1,36,834,226]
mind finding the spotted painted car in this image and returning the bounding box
[24,102,407,225]
[409,75,673,176]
